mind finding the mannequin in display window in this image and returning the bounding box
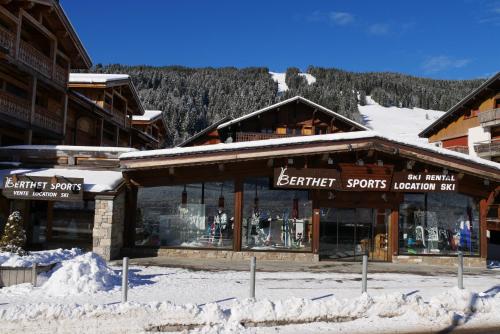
[213,207,228,246]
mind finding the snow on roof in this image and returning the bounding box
[69,73,130,84]
[0,168,123,193]
[359,96,444,143]
[1,145,137,153]
[217,96,369,131]
[132,110,162,122]
[120,130,500,173]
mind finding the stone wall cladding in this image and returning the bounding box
[393,255,485,267]
[92,191,125,260]
[124,248,319,262]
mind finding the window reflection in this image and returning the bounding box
[242,177,312,251]
[135,182,234,248]
[398,193,479,256]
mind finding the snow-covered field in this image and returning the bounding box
[359,96,444,143]
[0,250,500,333]
[270,72,316,93]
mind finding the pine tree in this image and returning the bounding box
[0,211,27,255]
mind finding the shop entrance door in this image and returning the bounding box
[319,208,389,261]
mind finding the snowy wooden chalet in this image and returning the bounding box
[420,72,500,162]
[120,96,500,265]
[0,0,91,146]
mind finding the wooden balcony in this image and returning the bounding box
[0,25,68,86]
[111,108,127,128]
[18,39,52,78]
[445,145,469,155]
[33,105,63,134]
[474,138,500,159]
[478,108,500,128]
[0,90,31,123]
[0,25,14,56]
[235,131,294,142]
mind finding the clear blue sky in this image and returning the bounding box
[61,0,500,80]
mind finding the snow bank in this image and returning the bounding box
[0,248,82,267]
[42,252,120,295]
[1,288,496,331]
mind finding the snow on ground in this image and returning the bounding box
[270,72,316,93]
[0,250,500,333]
[0,248,81,267]
[359,96,444,143]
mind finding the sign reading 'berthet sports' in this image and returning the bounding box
[274,168,459,192]
[391,172,457,192]
[2,175,84,202]
[274,167,342,190]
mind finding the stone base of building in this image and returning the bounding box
[123,248,320,262]
[392,255,486,267]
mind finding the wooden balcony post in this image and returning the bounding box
[62,92,68,138]
[14,14,21,58]
[98,118,104,146]
[51,39,57,80]
[115,125,119,146]
[26,75,37,144]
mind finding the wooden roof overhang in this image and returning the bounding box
[121,136,500,187]
[177,116,231,147]
[8,0,92,69]
[69,78,144,116]
[419,72,500,138]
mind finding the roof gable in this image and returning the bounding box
[419,72,500,138]
[217,96,368,131]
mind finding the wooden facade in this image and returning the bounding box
[420,72,500,162]
[0,0,90,146]
[179,97,367,147]
[130,111,167,149]
[121,100,500,261]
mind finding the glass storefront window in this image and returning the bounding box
[242,177,312,251]
[52,201,94,249]
[136,181,234,248]
[399,193,479,256]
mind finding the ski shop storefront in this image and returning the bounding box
[120,132,500,265]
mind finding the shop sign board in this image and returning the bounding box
[391,172,458,192]
[274,167,342,190]
[339,164,393,192]
[2,175,84,202]
[274,167,459,193]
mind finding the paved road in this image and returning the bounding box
[113,256,494,276]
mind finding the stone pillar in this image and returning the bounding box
[93,191,125,260]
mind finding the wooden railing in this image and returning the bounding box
[111,108,127,128]
[0,90,31,123]
[54,64,68,87]
[18,40,52,78]
[445,145,469,155]
[474,138,500,157]
[0,25,68,86]
[0,25,14,55]
[235,131,294,142]
[478,108,500,126]
[33,105,63,134]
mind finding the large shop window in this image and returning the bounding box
[399,193,479,256]
[136,182,234,248]
[242,177,312,251]
[52,201,94,249]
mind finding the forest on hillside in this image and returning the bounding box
[91,64,485,146]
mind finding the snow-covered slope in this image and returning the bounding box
[359,96,444,143]
[270,72,316,93]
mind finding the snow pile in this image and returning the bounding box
[42,252,120,296]
[270,72,316,93]
[359,96,444,143]
[0,248,82,267]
